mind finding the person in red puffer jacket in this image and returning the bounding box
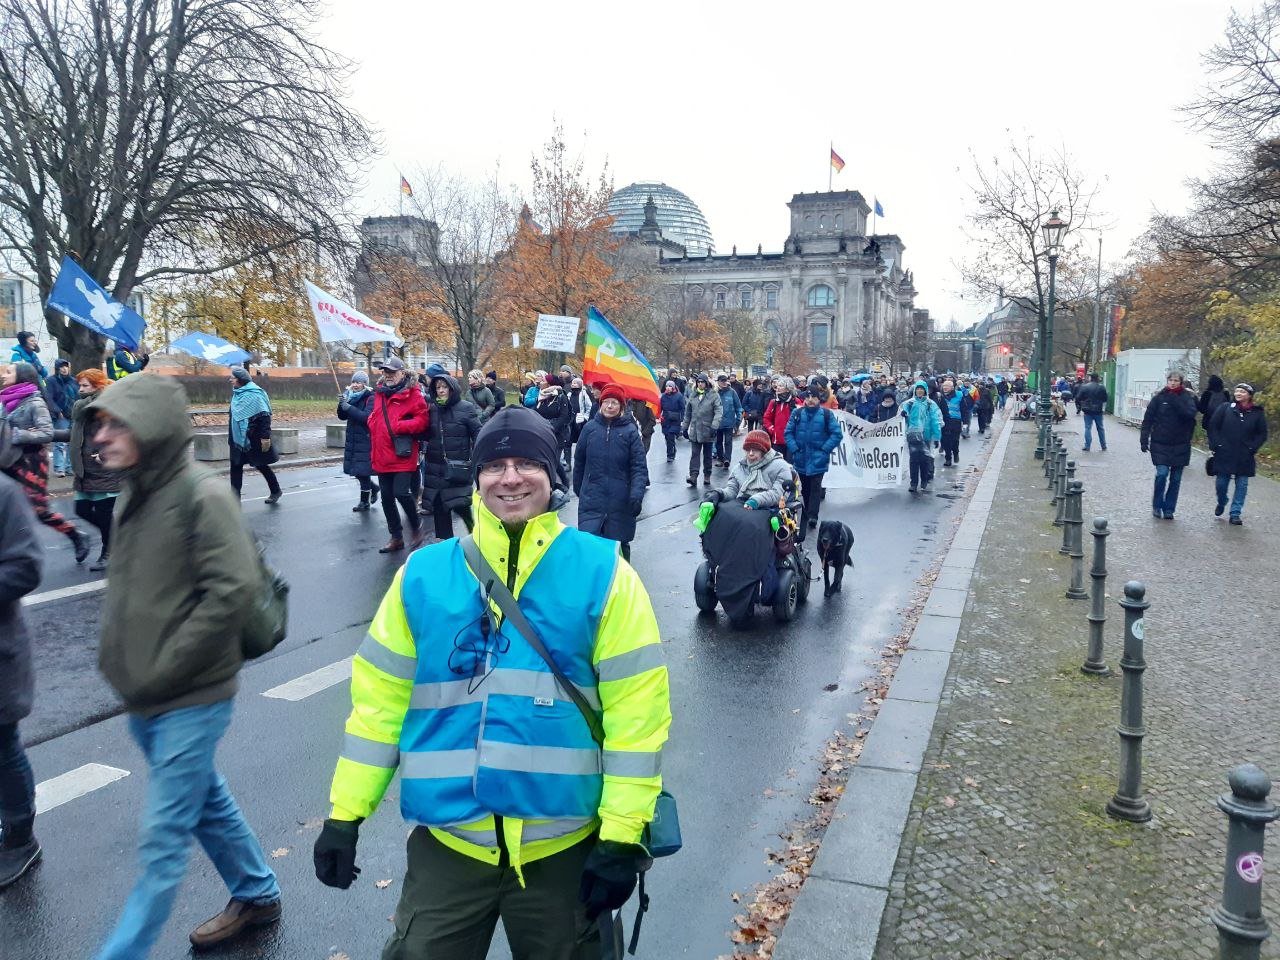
[762,377,800,462]
[365,358,429,553]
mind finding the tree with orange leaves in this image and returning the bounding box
[359,250,453,358]
[675,315,731,373]
[494,125,641,370]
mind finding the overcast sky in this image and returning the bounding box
[314,0,1240,328]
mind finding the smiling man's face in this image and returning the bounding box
[477,458,552,525]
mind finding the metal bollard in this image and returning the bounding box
[1060,474,1077,554]
[1045,435,1058,482]
[1106,581,1152,823]
[1065,482,1088,598]
[1054,457,1073,526]
[1082,518,1110,674]
[1212,764,1280,960]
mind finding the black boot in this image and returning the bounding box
[70,527,91,563]
[369,482,379,505]
[90,549,109,573]
[353,491,371,512]
[0,818,40,890]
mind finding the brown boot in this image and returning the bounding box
[189,897,281,949]
[378,537,405,554]
[408,527,429,551]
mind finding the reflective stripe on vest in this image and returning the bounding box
[397,532,618,827]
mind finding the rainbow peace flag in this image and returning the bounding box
[582,305,660,410]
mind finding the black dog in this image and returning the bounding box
[816,520,854,597]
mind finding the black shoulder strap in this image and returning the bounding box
[460,534,605,745]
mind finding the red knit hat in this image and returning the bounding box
[598,383,627,405]
[743,429,772,454]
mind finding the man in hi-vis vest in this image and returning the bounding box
[315,405,671,959]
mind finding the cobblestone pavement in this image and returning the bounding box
[874,414,1280,960]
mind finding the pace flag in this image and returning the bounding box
[874,198,885,217]
[582,305,660,410]
[170,332,251,367]
[305,281,402,345]
[47,257,145,351]
[830,147,846,173]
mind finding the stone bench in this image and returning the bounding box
[326,422,346,449]
[193,432,229,462]
[270,427,299,456]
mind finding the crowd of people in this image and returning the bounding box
[1,324,1272,959]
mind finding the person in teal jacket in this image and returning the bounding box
[900,380,943,493]
[783,393,843,541]
[713,374,743,469]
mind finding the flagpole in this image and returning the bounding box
[828,142,832,192]
[323,341,343,395]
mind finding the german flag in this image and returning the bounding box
[830,147,845,173]
[399,175,413,197]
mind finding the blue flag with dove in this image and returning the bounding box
[46,257,146,351]
[170,332,251,367]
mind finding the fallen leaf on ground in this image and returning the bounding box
[994,677,1011,684]
[375,879,393,889]
[963,777,979,787]
[270,847,289,858]
[943,796,957,807]
[998,717,1014,725]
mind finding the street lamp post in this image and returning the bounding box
[1035,209,1069,460]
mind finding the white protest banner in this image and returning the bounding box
[534,313,580,352]
[305,280,402,345]
[823,409,905,489]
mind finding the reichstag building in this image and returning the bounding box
[608,183,919,368]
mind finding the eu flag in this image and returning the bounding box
[47,257,146,351]
[874,198,885,218]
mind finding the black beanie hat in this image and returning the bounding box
[471,406,561,484]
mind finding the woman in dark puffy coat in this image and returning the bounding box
[337,370,379,512]
[421,374,482,539]
[1139,372,1199,520]
[535,375,572,465]
[70,368,124,570]
[1208,383,1268,525]
[658,380,686,462]
[1198,374,1231,443]
[573,383,648,561]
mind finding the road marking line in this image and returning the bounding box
[35,763,130,815]
[263,657,353,701]
[22,580,106,607]
[243,484,343,503]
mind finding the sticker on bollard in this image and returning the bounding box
[1132,618,1145,640]
[1238,852,1264,884]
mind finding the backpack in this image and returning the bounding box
[182,472,289,659]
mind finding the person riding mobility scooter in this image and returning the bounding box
[692,430,812,626]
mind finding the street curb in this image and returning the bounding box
[772,413,1017,960]
[48,453,343,495]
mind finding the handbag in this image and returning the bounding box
[380,396,413,459]
[1205,455,1216,477]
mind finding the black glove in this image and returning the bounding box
[1140,444,1149,454]
[313,818,361,889]
[579,840,648,920]
[630,498,644,517]
[702,489,724,505]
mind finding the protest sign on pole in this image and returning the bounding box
[304,280,401,345]
[823,410,905,489]
[534,314,580,353]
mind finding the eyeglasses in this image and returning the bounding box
[477,459,544,477]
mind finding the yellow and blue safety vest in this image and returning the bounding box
[327,495,671,874]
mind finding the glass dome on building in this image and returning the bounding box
[608,181,715,256]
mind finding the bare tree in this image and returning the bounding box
[406,166,516,371]
[956,138,1101,358]
[719,308,765,376]
[0,0,373,369]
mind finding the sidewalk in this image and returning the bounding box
[873,414,1280,959]
[48,417,339,494]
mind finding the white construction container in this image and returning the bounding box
[1113,348,1202,425]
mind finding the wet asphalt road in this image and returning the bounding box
[5,427,993,960]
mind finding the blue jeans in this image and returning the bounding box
[1083,413,1106,450]
[1152,464,1185,516]
[1215,473,1250,518]
[96,700,279,960]
[0,722,35,828]
[51,414,70,473]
